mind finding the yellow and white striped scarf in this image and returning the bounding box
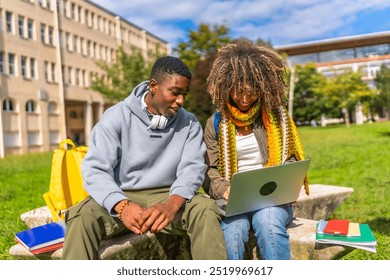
[218,103,309,195]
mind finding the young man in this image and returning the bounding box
[61,56,227,260]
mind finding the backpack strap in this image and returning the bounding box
[214,112,221,141]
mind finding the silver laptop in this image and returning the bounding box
[217,159,310,217]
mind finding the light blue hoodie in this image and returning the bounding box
[82,81,207,215]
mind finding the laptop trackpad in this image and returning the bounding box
[260,181,277,196]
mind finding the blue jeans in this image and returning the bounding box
[221,204,293,260]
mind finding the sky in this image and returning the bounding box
[89,0,390,50]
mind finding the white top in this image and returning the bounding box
[236,133,263,172]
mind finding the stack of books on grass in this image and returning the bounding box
[316,219,377,253]
[14,221,66,255]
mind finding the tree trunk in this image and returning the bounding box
[343,108,350,127]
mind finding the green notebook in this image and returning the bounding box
[316,223,377,253]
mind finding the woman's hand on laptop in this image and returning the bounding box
[223,187,230,200]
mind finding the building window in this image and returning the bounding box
[30,58,36,78]
[51,62,56,82]
[48,101,58,114]
[61,65,66,84]
[18,16,25,37]
[28,131,40,145]
[63,0,68,17]
[8,53,15,75]
[26,99,36,113]
[40,23,46,44]
[49,131,59,144]
[356,44,390,58]
[21,56,27,78]
[3,98,15,112]
[44,61,49,81]
[78,6,82,22]
[67,66,72,84]
[0,52,4,74]
[91,12,95,29]
[75,68,80,85]
[48,26,54,46]
[97,15,101,30]
[80,38,85,55]
[5,132,20,147]
[6,11,13,33]
[69,110,77,118]
[58,31,63,48]
[82,69,86,87]
[27,19,34,39]
[56,0,60,12]
[71,3,76,19]
[65,32,70,50]
[73,35,78,52]
[86,9,90,27]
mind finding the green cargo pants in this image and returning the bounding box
[61,187,227,260]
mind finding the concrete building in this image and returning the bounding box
[275,31,390,88]
[0,0,168,157]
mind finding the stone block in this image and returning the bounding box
[294,184,353,220]
[21,206,54,228]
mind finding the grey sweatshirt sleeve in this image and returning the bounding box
[169,116,207,200]
[81,109,127,215]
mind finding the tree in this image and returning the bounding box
[321,71,376,125]
[174,23,230,127]
[174,23,231,71]
[256,38,273,48]
[292,63,326,124]
[92,47,154,102]
[374,63,390,119]
[185,52,217,128]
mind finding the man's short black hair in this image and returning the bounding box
[150,56,192,83]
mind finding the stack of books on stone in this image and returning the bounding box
[14,221,66,255]
[315,219,377,253]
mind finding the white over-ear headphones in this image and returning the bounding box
[149,114,168,130]
[141,90,168,130]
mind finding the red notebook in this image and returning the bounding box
[30,242,63,255]
[324,219,349,235]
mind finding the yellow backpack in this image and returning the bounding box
[43,139,89,221]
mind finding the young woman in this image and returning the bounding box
[204,38,309,260]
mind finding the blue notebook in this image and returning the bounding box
[15,222,66,252]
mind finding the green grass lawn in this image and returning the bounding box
[0,152,52,260]
[299,121,390,260]
[0,121,389,260]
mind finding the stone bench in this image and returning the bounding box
[9,184,354,260]
[293,184,354,220]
